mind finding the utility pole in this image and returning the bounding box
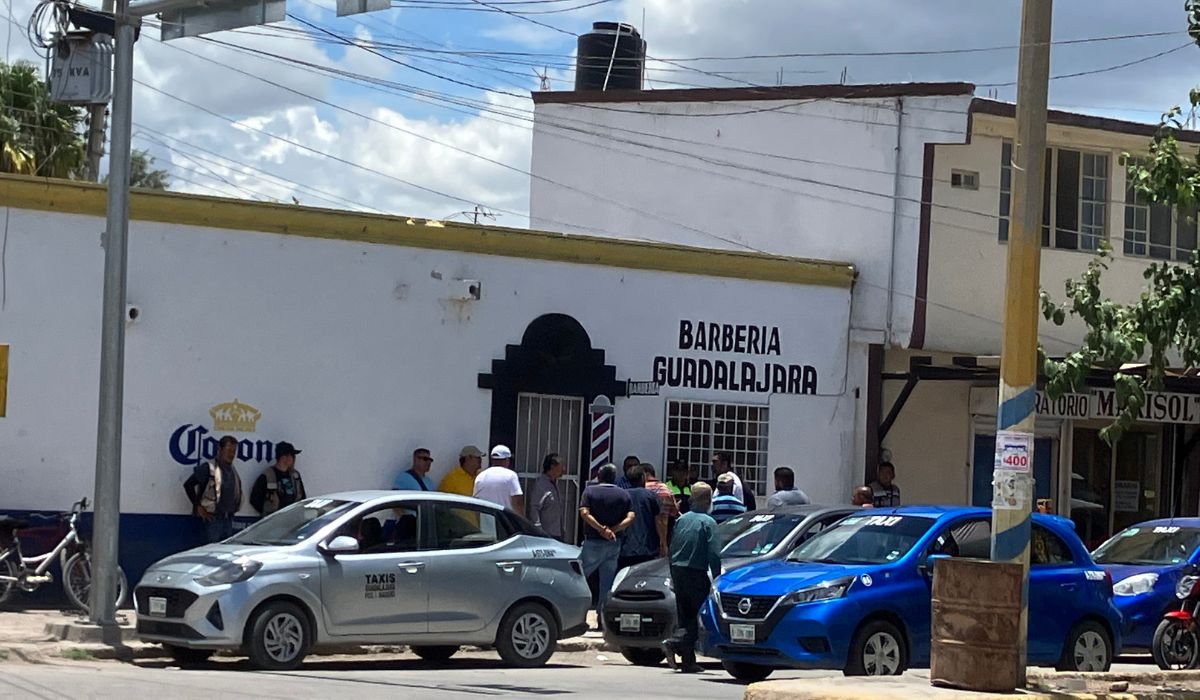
[88,0,136,629]
[83,0,114,182]
[989,0,1052,686]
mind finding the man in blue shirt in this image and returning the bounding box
[710,472,747,522]
[662,482,720,674]
[619,466,666,570]
[393,447,436,491]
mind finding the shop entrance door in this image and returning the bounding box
[971,435,1056,509]
[1070,427,1162,549]
[514,393,583,543]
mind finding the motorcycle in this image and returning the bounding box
[1152,567,1200,670]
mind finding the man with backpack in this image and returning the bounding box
[250,441,307,516]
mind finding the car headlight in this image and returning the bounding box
[195,557,262,586]
[610,567,631,593]
[665,577,673,592]
[1112,572,1158,597]
[710,584,721,609]
[782,577,854,606]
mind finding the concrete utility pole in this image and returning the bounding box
[88,0,136,629]
[989,0,1053,685]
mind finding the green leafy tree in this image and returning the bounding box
[124,149,170,190]
[1040,6,1200,442]
[0,60,85,178]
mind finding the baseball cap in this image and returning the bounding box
[490,444,512,460]
[716,472,736,485]
[459,445,483,459]
[276,441,302,458]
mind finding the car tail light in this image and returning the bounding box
[1105,569,1113,595]
[570,560,583,576]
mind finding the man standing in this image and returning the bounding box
[439,445,483,497]
[473,445,524,512]
[642,464,679,523]
[710,472,747,523]
[579,464,635,628]
[619,466,666,569]
[183,435,243,543]
[615,454,641,489]
[870,462,902,507]
[766,466,810,509]
[710,452,757,511]
[249,441,307,516]
[662,483,720,674]
[665,459,692,514]
[393,447,436,491]
[528,453,565,541]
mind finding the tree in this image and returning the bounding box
[1039,6,1200,443]
[0,60,85,178]
[127,149,170,190]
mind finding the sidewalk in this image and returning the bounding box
[0,608,614,663]
[745,669,1200,700]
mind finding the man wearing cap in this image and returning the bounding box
[249,441,307,517]
[710,472,747,523]
[473,445,524,512]
[438,445,483,498]
[393,448,436,491]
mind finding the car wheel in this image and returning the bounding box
[1152,618,1200,670]
[1057,620,1112,672]
[246,601,310,671]
[163,644,214,666]
[722,660,774,683]
[411,645,459,663]
[496,601,558,668]
[620,647,665,667]
[844,619,907,676]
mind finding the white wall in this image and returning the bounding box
[530,93,973,347]
[0,204,859,514]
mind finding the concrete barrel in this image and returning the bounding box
[929,557,1023,692]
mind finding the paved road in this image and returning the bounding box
[0,650,1164,700]
[0,651,840,699]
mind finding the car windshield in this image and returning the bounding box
[1092,525,1200,565]
[227,498,359,546]
[719,513,807,558]
[787,514,934,565]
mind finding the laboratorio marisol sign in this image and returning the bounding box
[1036,387,1200,424]
[651,320,820,395]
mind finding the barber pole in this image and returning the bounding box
[589,396,614,476]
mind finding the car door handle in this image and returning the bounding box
[397,562,425,574]
[496,561,523,575]
[1060,582,1078,591]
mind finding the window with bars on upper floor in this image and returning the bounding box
[1123,162,1198,261]
[663,399,769,498]
[998,140,1109,251]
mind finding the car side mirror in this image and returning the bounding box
[920,553,950,577]
[321,535,360,555]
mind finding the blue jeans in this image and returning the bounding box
[580,538,622,622]
[204,515,234,543]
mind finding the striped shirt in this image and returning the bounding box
[710,493,747,523]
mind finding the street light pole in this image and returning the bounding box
[88,0,136,627]
[989,0,1053,686]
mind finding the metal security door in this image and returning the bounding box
[515,393,583,543]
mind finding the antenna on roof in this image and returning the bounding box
[535,68,550,91]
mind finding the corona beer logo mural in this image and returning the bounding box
[169,399,276,466]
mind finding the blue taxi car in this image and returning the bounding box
[1092,519,1200,650]
[700,506,1122,682]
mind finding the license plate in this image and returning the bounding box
[619,614,641,632]
[148,596,167,617]
[730,623,756,644]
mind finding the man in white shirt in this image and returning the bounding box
[473,445,525,512]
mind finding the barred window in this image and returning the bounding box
[998,140,1108,251]
[1124,163,1198,261]
[663,400,769,498]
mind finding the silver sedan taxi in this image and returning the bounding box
[134,491,590,670]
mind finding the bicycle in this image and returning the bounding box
[0,498,128,613]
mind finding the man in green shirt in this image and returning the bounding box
[662,482,720,673]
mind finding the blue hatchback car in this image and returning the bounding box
[1092,519,1200,650]
[700,506,1123,682]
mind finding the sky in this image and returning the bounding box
[4,0,1198,226]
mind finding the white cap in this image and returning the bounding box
[490,444,512,460]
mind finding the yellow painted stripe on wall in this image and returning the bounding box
[0,175,855,289]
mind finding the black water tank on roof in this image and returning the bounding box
[575,22,645,91]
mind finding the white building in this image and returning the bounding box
[0,174,854,581]
[529,81,1200,547]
